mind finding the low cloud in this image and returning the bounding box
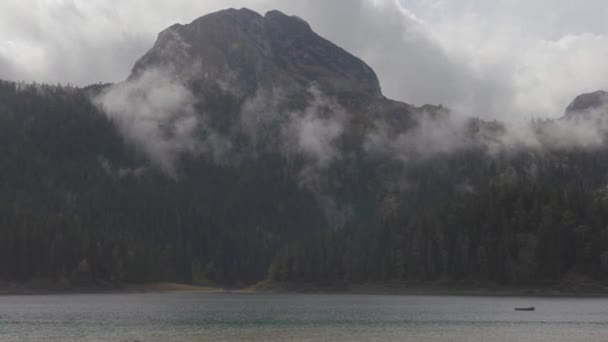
[238,88,286,156]
[239,87,350,188]
[239,86,354,227]
[364,101,608,168]
[94,67,202,178]
[365,109,470,163]
[536,107,608,150]
[96,73,349,184]
[281,89,348,175]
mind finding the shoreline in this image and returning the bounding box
[0,282,230,296]
[251,280,608,298]
[3,280,608,297]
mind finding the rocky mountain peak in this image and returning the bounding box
[564,90,608,117]
[130,8,383,102]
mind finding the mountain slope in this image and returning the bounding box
[565,90,608,117]
[1,9,608,290]
[131,8,383,102]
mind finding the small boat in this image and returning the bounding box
[515,307,535,311]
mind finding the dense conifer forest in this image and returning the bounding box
[2,9,608,291]
[2,79,608,289]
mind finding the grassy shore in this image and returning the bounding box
[0,280,228,295]
[3,278,608,297]
[122,282,226,293]
[252,279,608,297]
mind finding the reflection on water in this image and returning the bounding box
[0,292,607,341]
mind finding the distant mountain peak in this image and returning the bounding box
[130,8,383,101]
[564,90,608,117]
[263,9,312,34]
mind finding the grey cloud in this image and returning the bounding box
[364,109,471,163]
[236,86,353,226]
[0,55,16,81]
[239,86,350,188]
[94,67,203,178]
[96,67,350,182]
[535,107,608,150]
[238,88,286,156]
[364,103,608,169]
[281,88,348,170]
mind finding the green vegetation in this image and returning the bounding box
[0,80,324,287]
[270,150,608,286]
[1,79,608,291]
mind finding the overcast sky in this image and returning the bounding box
[1,0,607,119]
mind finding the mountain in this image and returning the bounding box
[1,8,608,291]
[565,90,608,117]
[132,8,383,102]
[124,8,419,146]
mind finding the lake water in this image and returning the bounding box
[0,293,607,341]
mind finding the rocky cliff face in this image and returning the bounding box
[131,8,383,104]
[117,7,423,170]
[109,7,608,168]
[565,90,608,117]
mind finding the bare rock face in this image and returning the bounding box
[564,90,608,117]
[123,7,425,147]
[131,8,383,102]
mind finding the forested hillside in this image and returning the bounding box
[0,80,326,286]
[270,149,608,286]
[1,8,608,290]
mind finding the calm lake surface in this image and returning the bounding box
[0,292,607,341]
